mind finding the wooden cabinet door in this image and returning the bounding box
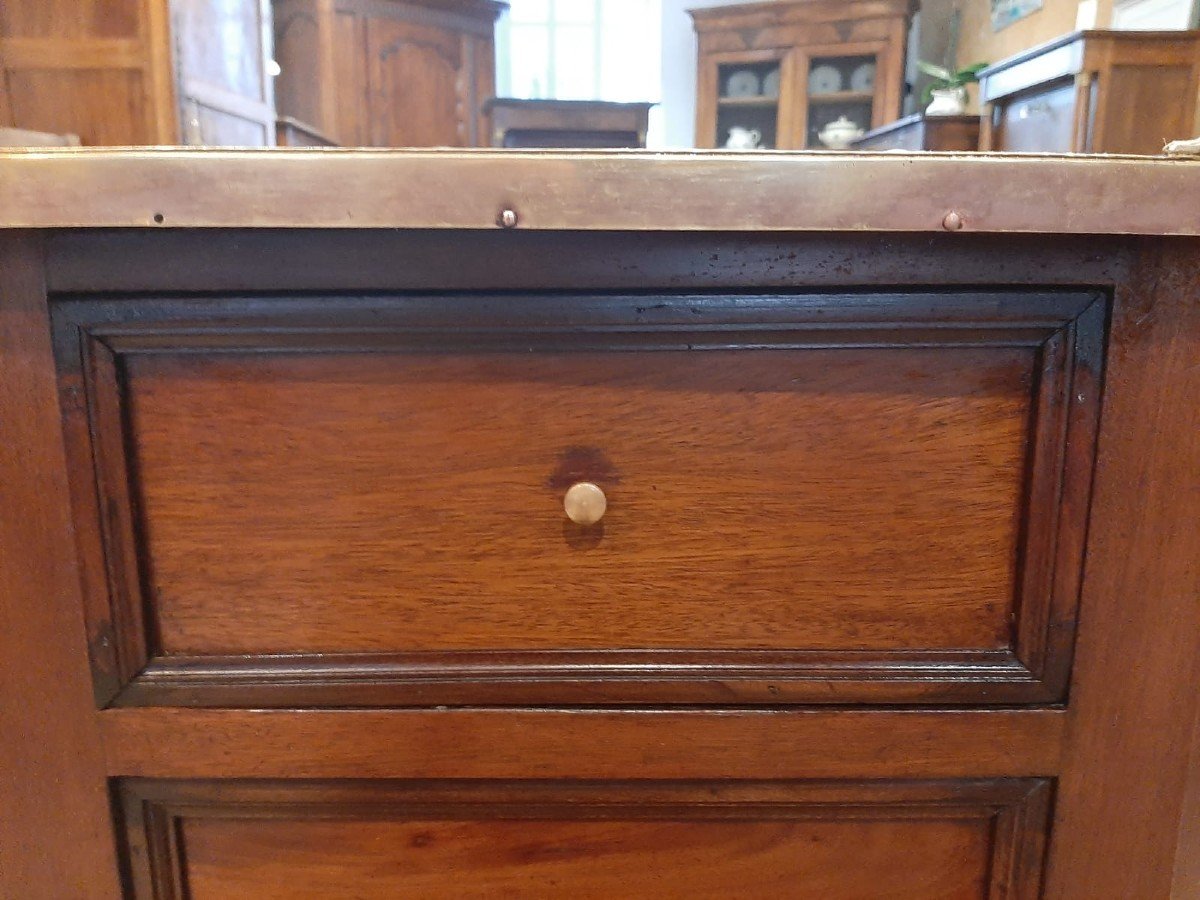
[0,0,174,144]
[173,0,275,145]
[365,16,466,147]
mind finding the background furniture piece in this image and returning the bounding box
[484,99,654,148]
[978,30,1200,153]
[3,151,1200,898]
[0,0,275,146]
[173,0,276,145]
[851,113,980,151]
[272,0,504,147]
[0,126,80,146]
[690,0,915,149]
[276,115,339,147]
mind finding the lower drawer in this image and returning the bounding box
[118,779,1051,898]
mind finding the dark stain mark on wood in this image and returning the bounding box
[545,445,621,491]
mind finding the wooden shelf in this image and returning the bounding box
[807,91,874,104]
[717,96,779,107]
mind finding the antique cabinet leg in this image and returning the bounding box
[978,102,995,151]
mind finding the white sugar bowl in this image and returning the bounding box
[818,116,864,150]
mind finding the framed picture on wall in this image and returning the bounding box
[990,0,1045,30]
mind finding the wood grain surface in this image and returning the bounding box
[99,708,1066,780]
[1044,238,1200,897]
[5,212,1197,898]
[181,817,992,899]
[50,289,1103,705]
[117,778,1051,899]
[0,234,120,898]
[125,346,1031,654]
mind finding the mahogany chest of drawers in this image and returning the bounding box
[1,150,1198,898]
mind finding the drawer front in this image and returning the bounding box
[119,779,1052,899]
[992,80,1078,152]
[53,291,1105,706]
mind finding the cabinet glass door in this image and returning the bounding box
[805,54,878,149]
[715,58,784,150]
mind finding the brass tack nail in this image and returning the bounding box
[942,211,964,231]
[498,208,518,229]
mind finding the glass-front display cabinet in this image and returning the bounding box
[691,0,915,150]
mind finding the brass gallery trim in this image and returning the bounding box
[1,149,1197,234]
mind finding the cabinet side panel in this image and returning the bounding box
[1047,237,1200,897]
[0,233,120,898]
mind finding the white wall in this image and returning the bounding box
[1112,0,1199,28]
[658,0,747,148]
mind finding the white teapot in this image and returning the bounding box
[817,116,864,150]
[725,126,762,150]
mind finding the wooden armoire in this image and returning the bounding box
[0,0,276,146]
[272,0,505,147]
[691,0,915,149]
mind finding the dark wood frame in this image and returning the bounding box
[116,777,1053,899]
[51,288,1105,708]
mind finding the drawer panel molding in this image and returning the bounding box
[51,291,1107,707]
[117,777,1053,899]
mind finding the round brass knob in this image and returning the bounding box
[563,482,606,526]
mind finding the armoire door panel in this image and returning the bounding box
[366,17,462,146]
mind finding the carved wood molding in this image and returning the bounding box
[116,777,1053,899]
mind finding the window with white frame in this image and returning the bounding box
[495,0,662,104]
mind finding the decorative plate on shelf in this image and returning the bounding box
[762,68,781,98]
[725,70,761,98]
[850,61,876,93]
[808,64,843,95]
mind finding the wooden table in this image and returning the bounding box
[1,149,1197,899]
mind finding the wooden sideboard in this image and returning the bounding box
[272,0,505,147]
[0,0,275,146]
[1,151,1198,898]
[484,99,654,148]
[690,0,914,149]
[852,113,980,151]
[978,30,1200,153]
